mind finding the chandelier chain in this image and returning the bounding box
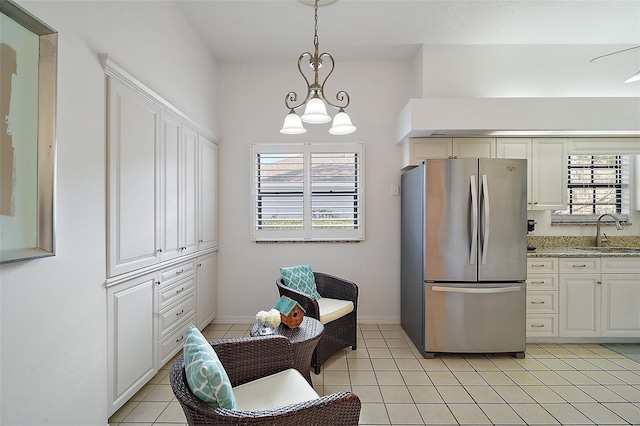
[313,0,319,49]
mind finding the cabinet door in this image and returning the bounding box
[497,138,532,209]
[196,251,217,329]
[453,138,495,159]
[107,79,161,277]
[181,125,199,255]
[198,136,218,250]
[601,274,640,337]
[531,138,567,210]
[107,273,157,415]
[410,138,453,160]
[159,111,182,261]
[559,275,600,337]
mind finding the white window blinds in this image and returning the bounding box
[251,143,364,241]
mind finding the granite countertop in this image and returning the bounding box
[527,247,640,258]
[527,236,640,258]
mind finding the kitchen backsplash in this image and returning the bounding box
[527,235,640,249]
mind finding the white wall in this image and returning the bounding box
[216,61,413,324]
[0,2,219,424]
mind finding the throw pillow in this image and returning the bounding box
[183,324,237,409]
[280,264,322,299]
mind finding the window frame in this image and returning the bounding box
[552,154,629,224]
[251,142,364,242]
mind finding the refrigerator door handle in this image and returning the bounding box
[432,285,522,294]
[480,174,490,264]
[470,175,478,265]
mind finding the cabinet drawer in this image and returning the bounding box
[602,257,640,274]
[527,258,558,273]
[158,314,195,367]
[158,292,196,339]
[159,259,196,287]
[560,258,600,274]
[158,275,196,311]
[526,292,558,313]
[526,314,558,337]
[526,275,558,290]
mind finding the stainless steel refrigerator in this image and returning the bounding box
[401,158,527,358]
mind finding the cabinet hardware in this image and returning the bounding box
[530,301,545,304]
[176,287,184,294]
[534,202,538,205]
[156,281,160,285]
[157,248,163,253]
[175,269,184,275]
[176,309,184,316]
[531,324,544,328]
[572,264,587,268]
[597,281,602,285]
[531,264,545,268]
[176,335,184,343]
[199,239,204,243]
[530,281,545,284]
[197,263,202,267]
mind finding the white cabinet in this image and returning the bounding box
[106,75,219,278]
[107,79,161,277]
[197,136,218,250]
[196,251,217,329]
[401,137,495,169]
[107,272,157,416]
[497,138,567,210]
[601,258,640,337]
[559,258,602,337]
[526,258,559,337]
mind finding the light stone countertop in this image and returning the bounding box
[527,247,640,258]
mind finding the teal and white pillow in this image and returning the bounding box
[183,324,237,409]
[280,264,322,299]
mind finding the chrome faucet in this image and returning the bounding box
[595,213,623,247]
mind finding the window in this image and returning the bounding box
[251,143,364,241]
[552,154,629,223]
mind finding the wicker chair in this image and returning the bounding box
[170,335,361,426]
[277,272,358,374]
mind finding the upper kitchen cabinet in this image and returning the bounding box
[104,59,219,278]
[497,138,567,211]
[401,137,495,169]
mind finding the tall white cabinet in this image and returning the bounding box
[102,56,220,416]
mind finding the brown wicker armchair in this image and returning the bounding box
[170,335,361,426]
[277,272,358,374]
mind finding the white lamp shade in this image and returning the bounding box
[300,97,331,124]
[329,110,356,135]
[280,112,307,134]
[625,70,640,83]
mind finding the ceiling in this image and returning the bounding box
[175,0,640,63]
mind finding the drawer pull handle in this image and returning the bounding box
[531,324,545,328]
[531,301,546,305]
[176,287,184,294]
[176,309,184,317]
[176,269,184,275]
[530,281,545,284]
[531,264,545,268]
[572,264,587,268]
[176,335,184,343]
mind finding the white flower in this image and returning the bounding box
[255,308,281,327]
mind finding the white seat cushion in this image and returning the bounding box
[232,369,319,411]
[317,297,354,325]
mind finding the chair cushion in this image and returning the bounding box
[280,264,322,299]
[233,369,319,411]
[317,297,354,324]
[183,324,237,409]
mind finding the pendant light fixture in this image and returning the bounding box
[280,0,356,135]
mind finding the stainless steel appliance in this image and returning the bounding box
[401,158,527,358]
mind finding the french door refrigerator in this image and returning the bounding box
[401,158,527,358]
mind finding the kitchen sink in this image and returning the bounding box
[576,247,640,254]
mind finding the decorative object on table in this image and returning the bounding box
[275,295,306,328]
[255,308,281,335]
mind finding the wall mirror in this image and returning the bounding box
[0,0,57,264]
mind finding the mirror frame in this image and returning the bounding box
[0,0,57,264]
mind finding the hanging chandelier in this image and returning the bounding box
[280,0,356,135]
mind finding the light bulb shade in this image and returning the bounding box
[280,111,307,134]
[300,97,331,124]
[329,110,356,135]
[625,70,640,83]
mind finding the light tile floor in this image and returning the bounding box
[109,323,640,425]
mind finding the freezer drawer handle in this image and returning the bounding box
[432,286,521,294]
